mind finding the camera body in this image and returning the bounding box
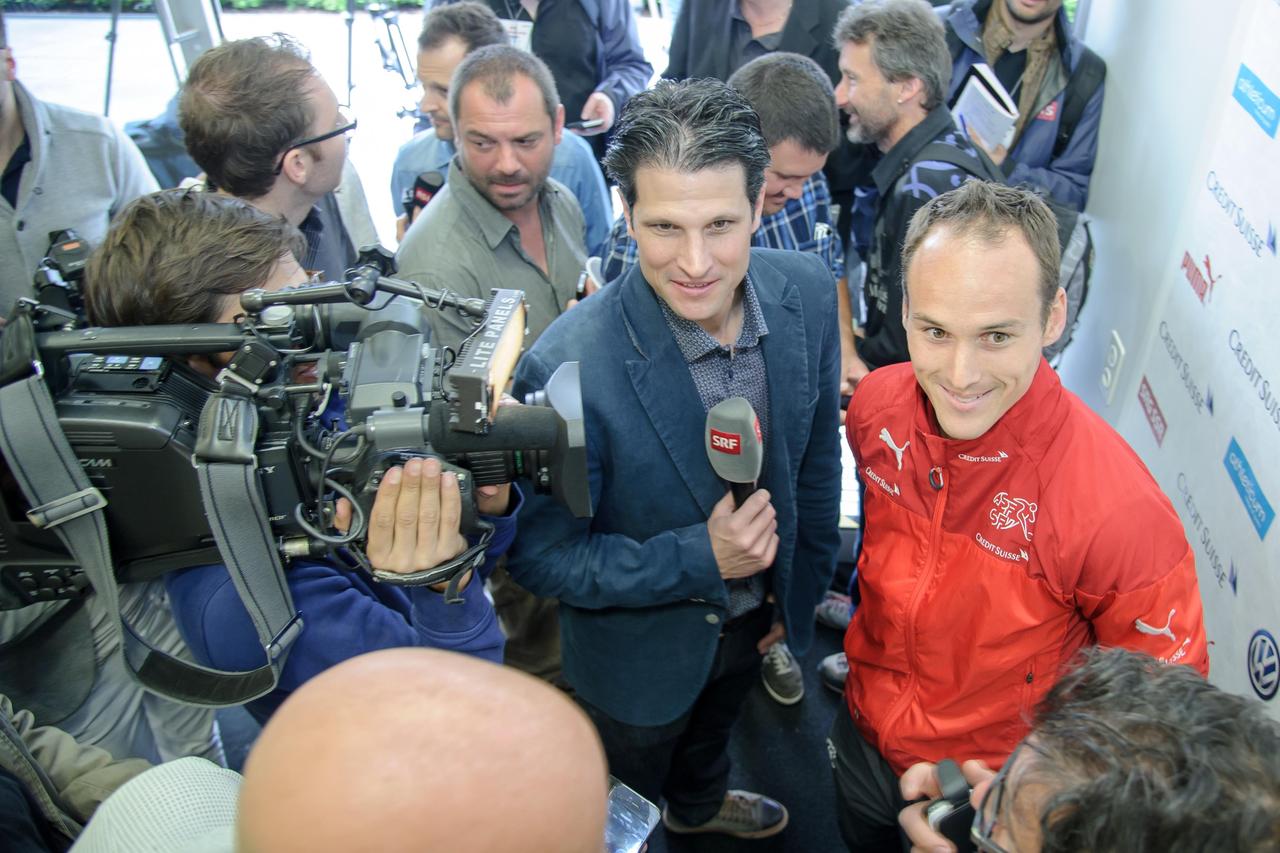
[0,256,591,609]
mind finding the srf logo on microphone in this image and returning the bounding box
[710,429,742,455]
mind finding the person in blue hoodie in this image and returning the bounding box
[941,0,1106,211]
[83,189,517,723]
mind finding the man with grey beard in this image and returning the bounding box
[833,0,989,378]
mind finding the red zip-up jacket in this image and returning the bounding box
[844,360,1208,775]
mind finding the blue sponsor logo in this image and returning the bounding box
[1249,629,1279,701]
[1223,438,1274,539]
[1234,64,1280,138]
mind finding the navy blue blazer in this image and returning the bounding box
[509,248,842,726]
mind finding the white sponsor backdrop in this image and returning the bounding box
[1079,0,1280,710]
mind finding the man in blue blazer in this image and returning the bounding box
[509,79,841,841]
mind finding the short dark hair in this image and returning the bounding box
[418,1,506,53]
[728,52,839,155]
[1014,648,1280,852]
[179,35,317,199]
[902,180,1060,322]
[85,189,305,328]
[833,0,951,110]
[603,78,771,209]
[448,44,559,127]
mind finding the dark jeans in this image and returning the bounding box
[0,766,61,852]
[579,603,771,826]
[828,703,907,852]
[488,561,563,684]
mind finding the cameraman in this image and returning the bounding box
[84,189,518,722]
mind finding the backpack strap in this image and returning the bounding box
[1052,45,1106,159]
[915,141,1005,184]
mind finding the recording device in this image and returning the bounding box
[565,118,604,130]
[605,775,659,853]
[576,256,603,300]
[401,170,445,221]
[705,397,763,508]
[30,230,91,330]
[923,759,976,852]
[0,248,592,610]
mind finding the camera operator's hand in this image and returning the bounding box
[367,457,471,586]
[708,490,778,580]
[897,760,998,853]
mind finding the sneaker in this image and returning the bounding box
[819,652,848,695]
[761,641,804,705]
[815,590,854,631]
[663,789,789,839]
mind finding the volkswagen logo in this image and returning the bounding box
[1248,629,1279,701]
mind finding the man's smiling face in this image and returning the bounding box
[904,223,1064,440]
[625,163,763,343]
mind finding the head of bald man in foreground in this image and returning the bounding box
[236,648,609,853]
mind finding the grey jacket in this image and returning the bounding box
[0,82,158,311]
[0,693,150,846]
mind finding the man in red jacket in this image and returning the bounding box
[830,180,1209,851]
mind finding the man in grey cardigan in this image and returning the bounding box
[0,9,157,311]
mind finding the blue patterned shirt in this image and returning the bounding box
[602,171,844,284]
[656,278,770,618]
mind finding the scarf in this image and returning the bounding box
[980,0,1058,148]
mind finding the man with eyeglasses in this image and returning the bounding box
[897,648,1279,852]
[179,35,361,283]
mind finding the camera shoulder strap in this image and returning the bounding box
[190,391,306,701]
[0,327,301,706]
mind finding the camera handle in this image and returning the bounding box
[365,520,495,604]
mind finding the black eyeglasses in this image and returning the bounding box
[273,116,358,175]
[970,741,1023,853]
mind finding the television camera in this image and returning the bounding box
[0,247,590,703]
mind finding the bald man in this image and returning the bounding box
[237,648,609,853]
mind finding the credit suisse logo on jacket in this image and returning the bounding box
[857,410,1042,568]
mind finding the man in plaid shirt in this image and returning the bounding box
[601,54,860,401]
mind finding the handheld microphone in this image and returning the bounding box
[705,397,763,508]
[401,170,445,220]
[576,256,604,299]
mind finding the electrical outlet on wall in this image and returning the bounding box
[1099,330,1125,405]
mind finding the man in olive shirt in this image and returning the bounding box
[395,44,587,353]
[395,44,584,684]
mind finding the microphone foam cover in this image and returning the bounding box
[705,396,763,485]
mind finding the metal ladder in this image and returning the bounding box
[104,0,224,116]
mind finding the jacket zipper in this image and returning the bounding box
[877,465,948,744]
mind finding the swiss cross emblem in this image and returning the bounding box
[1036,101,1059,121]
[989,491,1038,541]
